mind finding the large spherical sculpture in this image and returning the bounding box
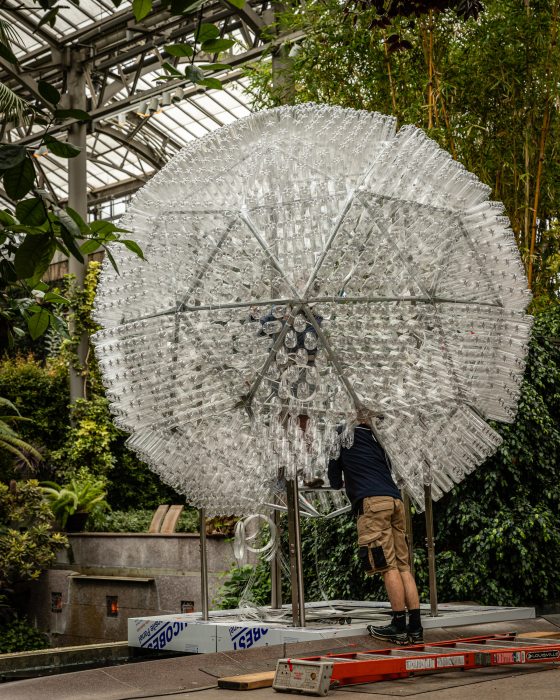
[93,104,532,515]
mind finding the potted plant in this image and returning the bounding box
[40,469,108,531]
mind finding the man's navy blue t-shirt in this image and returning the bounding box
[327,424,401,512]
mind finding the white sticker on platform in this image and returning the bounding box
[437,655,465,668]
[406,658,436,671]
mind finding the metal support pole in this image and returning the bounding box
[403,492,414,578]
[285,478,305,627]
[424,484,438,617]
[270,1,295,106]
[270,507,283,609]
[66,48,88,403]
[199,508,209,620]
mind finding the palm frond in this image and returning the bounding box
[0,18,21,46]
[0,436,41,468]
[0,397,20,415]
[0,81,31,124]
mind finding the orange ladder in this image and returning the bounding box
[282,633,560,689]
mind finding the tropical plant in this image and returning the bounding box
[0,479,67,585]
[0,396,42,470]
[40,468,108,529]
[0,355,68,481]
[0,20,32,123]
[0,615,49,653]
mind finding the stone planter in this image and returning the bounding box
[25,533,251,647]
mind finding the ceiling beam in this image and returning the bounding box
[9,26,304,147]
[220,0,266,33]
[1,1,60,50]
[0,56,44,103]
[95,124,168,170]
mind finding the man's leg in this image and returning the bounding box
[367,568,408,644]
[359,498,409,645]
[401,571,419,610]
[383,569,406,610]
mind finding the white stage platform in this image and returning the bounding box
[128,600,535,654]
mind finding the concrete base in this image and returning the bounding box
[128,600,535,654]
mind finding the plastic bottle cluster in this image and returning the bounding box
[93,104,533,515]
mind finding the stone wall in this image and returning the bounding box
[24,533,244,647]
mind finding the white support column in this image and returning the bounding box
[65,47,89,403]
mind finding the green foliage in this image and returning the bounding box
[41,467,108,529]
[215,562,272,609]
[0,615,49,653]
[0,130,141,347]
[0,396,42,470]
[88,507,200,533]
[0,479,67,584]
[49,396,118,478]
[0,355,68,480]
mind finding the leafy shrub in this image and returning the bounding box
[0,616,49,653]
[215,562,272,609]
[88,507,200,533]
[88,508,154,533]
[0,355,68,480]
[0,480,67,584]
[49,396,118,478]
[41,467,108,529]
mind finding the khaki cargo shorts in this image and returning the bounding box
[357,496,410,574]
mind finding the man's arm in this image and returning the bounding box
[327,455,344,489]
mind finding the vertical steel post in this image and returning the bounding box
[270,3,295,105]
[285,478,305,627]
[403,492,414,578]
[424,484,438,617]
[270,507,283,609]
[66,48,88,403]
[199,508,209,620]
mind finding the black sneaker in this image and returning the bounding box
[407,627,424,644]
[367,623,408,645]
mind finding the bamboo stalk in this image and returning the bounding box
[523,131,531,257]
[383,30,398,117]
[427,13,434,129]
[434,71,456,158]
[527,2,558,290]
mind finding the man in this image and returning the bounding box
[328,420,423,645]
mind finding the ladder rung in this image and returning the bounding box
[475,639,558,647]
[353,651,428,659]
[419,646,469,654]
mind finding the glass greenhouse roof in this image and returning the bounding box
[0,1,280,213]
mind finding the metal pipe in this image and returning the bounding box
[424,484,438,617]
[270,507,283,609]
[285,478,305,627]
[199,508,209,621]
[403,492,414,578]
